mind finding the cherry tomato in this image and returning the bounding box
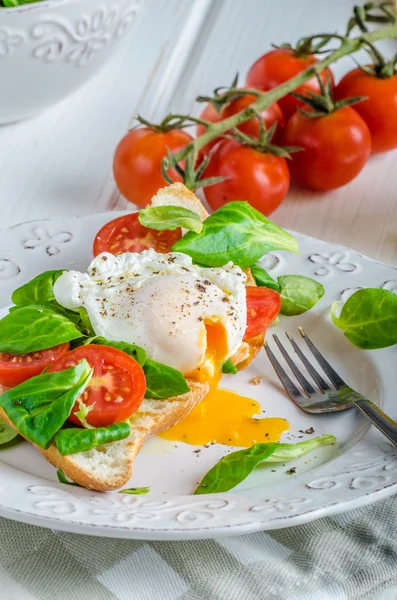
[246,49,334,120]
[196,103,222,155]
[336,67,397,154]
[282,106,371,191]
[93,212,181,257]
[48,345,146,428]
[113,127,194,208]
[0,343,70,388]
[203,139,290,216]
[244,286,281,340]
[221,93,285,141]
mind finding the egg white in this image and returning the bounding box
[54,250,247,376]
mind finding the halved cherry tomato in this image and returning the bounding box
[203,139,290,216]
[244,286,281,340]
[0,343,70,388]
[221,93,285,141]
[113,127,194,208]
[93,212,181,257]
[246,49,334,120]
[48,345,146,428]
[196,102,222,155]
[336,67,397,154]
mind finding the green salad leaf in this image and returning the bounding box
[55,422,131,456]
[1,0,43,6]
[172,201,298,269]
[119,487,151,495]
[12,270,65,305]
[194,434,336,494]
[0,361,92,449]
[222,359,238,375]
[57,470,81,487]
[0,305,85,353]
[279,275,325,316]
[251,265,280,291]
[78,308,95,336]
[86,337,147,366]
[0,418,20,446]
[143,360,190,399]
[139,206,203,234]
[11,270,81,325]
[331,288,397,349]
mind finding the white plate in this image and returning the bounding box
[0,212,396,540]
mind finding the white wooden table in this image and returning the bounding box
[0,0,397,597]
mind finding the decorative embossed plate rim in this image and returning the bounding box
[0,212,397,540]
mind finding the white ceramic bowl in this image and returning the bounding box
[0,0,141,124]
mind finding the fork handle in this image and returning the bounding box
[354,399,397,446]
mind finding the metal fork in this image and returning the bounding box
[264,328,397,446]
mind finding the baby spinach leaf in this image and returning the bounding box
[278,275,324,316]
[12,270,65,305]
[86,337,147,366]
[172,201,298,269]
[250,265,280,291]
[0,305,85,353]
[10,301,81,325]
[55,422,131,456]
[0,418,19,445]
[143,360,190,399]
[0,361,92,449]
[78,308,95,336]
[2,0,43,6]
[139,206,203,234]
[331,288,397,349]
[222,359,238,375]
[119,487,151,495]
[194,434,336,494]
[11,270,81,325]
[57,470,81,487]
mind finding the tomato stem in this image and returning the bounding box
[169,23,397,166]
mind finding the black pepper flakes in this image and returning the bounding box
[298,427,315,435]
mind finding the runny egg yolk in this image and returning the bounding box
[160,322,289,447]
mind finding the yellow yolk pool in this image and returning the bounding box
[161,320,289,447]
[160,387,289,447]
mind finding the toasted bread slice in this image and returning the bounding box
[150,182,209,221]
[0,380,209,492]
[0,332,263,492]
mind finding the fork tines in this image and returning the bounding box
[264,328,345,400]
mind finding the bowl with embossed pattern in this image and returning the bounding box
[0,0,141,124]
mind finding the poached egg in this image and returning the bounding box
[54,249,247,381]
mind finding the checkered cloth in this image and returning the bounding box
[1,496,397,600]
